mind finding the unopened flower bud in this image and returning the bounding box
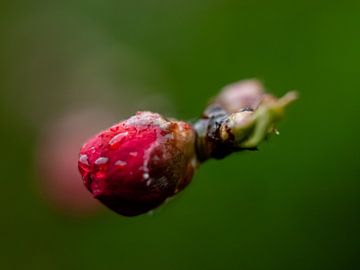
[211,79,265,113]
[78,112,196,216]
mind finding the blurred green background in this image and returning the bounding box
[1,0,359,269]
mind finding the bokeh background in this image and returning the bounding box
[1,0,359,269]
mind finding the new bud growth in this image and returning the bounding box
[78,112,196,216]
[194,80,297,161]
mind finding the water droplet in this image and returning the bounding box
[115,160,127,166]
[109,132,128,146]
[79,154,89,165]
[143,173,149,179]
[95,157,108,165]
[129,152,138,157]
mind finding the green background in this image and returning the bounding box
[1,0,359,269]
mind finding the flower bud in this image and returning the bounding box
[195,80,298,161]
[212,79,265,113]
[78,112,196,216]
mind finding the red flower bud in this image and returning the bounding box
[78,112,196,216]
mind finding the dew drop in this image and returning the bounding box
[79,154,89,165]
[95,157,108,165]
[115,160,127,166]
[109,132,128,146]
[143,173,149,179]
[129,151,138,157]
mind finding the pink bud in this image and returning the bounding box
[78,112,196,216]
